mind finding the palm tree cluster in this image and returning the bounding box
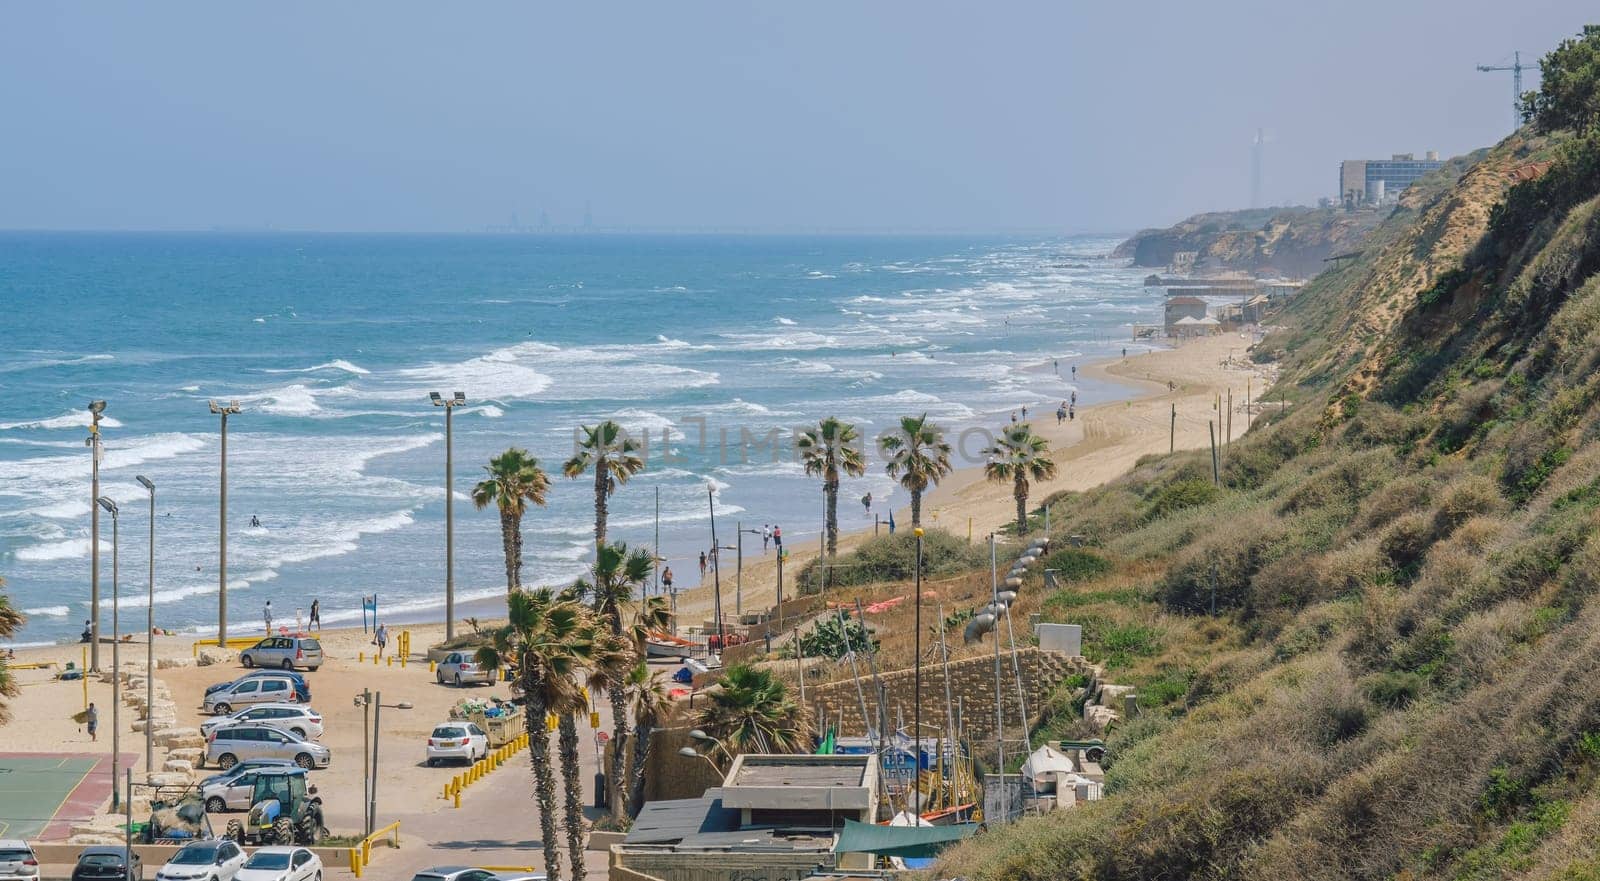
[468,411,1053,876]
[0,576,20,724]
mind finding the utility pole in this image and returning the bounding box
[430,392,466,642]
[913,526,924,808]
[87,401,107,672]
[1170,403,1177,453]
[98,497,121,810]
[209,400,241,644]
[990,534,1005,823]
[707,487,724,650]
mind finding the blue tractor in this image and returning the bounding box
[222,767,325,846]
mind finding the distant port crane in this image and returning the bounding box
[1476,51,1527,131]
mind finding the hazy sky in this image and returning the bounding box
[0,2,1588,233]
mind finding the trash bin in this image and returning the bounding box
[595,772,608,810]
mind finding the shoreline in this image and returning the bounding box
[5,334,1271,649]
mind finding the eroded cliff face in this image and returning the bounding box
[1114,206,1385,278]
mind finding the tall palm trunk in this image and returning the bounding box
[500,510,519,590]
[1014,477,1028,536]
[557,714,585,881]
[609,687,628,823]
[910,487,923,527]
[629,717,654,816]
[523,675,561,880]
[592,460,609,549]
[824,472,839,558]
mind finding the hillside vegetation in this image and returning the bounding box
[1113,205,1384,278]
[938,28,1600,881]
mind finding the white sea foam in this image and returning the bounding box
[0,412,125,431]
[22,605,69,617]
[16,538,109,562]
[469,404,505,418]
[775,316,797,326]
[180,385,201,392]
[262,359,371,376]
[239,383,323,417]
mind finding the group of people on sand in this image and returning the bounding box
[1057,391,1077,424]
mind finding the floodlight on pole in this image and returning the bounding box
[135,475,155,778]
[87,401,108,672]
[430,390,468,641]
[208,400,241,644]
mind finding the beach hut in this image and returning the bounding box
[1019,743,1076,792]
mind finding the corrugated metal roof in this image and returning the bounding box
[624,790,740,845]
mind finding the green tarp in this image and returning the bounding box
[834,818,978,858]
[815,726,836,755]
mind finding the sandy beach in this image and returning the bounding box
[0,330,1269,857]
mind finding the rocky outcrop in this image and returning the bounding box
[1114,206,1385,278]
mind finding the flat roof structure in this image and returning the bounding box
[720,754,876,813]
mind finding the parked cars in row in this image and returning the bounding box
[410,869,544,881]
[199,759,295,791]
[200,706,324,741]
[238,637,323,673]
[206,725,330,770]
[426,722,489,766]
[62,840,322,881]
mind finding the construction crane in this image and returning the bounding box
[1476,51,1527,131]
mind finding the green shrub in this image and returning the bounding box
[795,528,987,588]
[1042,548,1114,583]
[1363,671,1425,708]
[1143,477,1220,520]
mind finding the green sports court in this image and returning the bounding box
[0,753,114,841]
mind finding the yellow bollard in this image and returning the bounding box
[358,651,364,663]
[429,660,436,672]
[454,787,461,808]
[349,848,362,878]
[362,839,371,866]
[386,655,392,667]
[443,781,451,800]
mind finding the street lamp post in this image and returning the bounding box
[429,391,467,642]
[735,524,761,619]
[209,401,241,645]
[913,526,924,804]
[87,400,107,672]
[135,476,155,778]
[97,496,121,810]
[354,689,412,836]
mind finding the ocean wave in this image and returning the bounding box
[719,330,839,351]
[0,411,125,431]
[0,353,113,375]
[238,383,323,417]
[262,359,371,376]
[22,605,70,617]
[15,537,109,562]
[775,316,797,326]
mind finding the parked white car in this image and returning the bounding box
[154,839,246,881]
[200,705,324,741]
[426,722,488,766]
[0,840,39,880]
[234,847,321,881]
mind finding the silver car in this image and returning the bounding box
[200,705,324,741]
[203,675,300,715]
[435,652,494,686]
[205,724,330,770]
[239,636,323,672]
[0,840,39,880]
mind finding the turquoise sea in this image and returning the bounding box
[0,233,1158,645]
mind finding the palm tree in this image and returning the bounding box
[879,413,953,527]
[474,589,594,881]
[0,577,20,723]
[581,632,635,827]
[472,448,551,591]
[562,422,646,550]
[627,664,672,816]
[573,542,657,822]
[693,663,812,756]
[797,417,867,561]
[984,422,1059,536]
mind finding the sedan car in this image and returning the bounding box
[199,758,295,790]
[426,723,488,766]
[435,652,493,686]
[153,840,246,881]
[234,847,320,881]
[200,705,323,741]
[408,869,498,881]
[206,725,330,770]
[0,840,39,880]
[72,847,141,881]
[239,637,323,672]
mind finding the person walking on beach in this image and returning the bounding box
[762,524,772,554]
[1069,404,1075,421]
[862,492,872,513]
[887,512,896,535]
[1021,405,1028,421]
[263,600,273,634]
[1071,364,1077,379]
[375,623,388,657]
[772,524,782,550]
[1056,405,1065,425]
[308,599,321,629]
[1071,391,1077,406]
[662,566,673,592]
[86,702,98,741]
[698,551,707,577]
[1010,410,1018,423]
